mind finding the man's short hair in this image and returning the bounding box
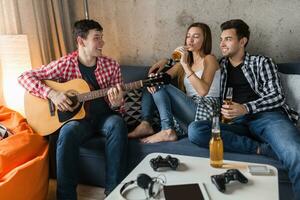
[73,19,103,43]
[220,19,250,47]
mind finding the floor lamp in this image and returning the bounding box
[0,35,32,115]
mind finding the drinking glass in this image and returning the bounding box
[171,47,183,61]
[221,87,233,123]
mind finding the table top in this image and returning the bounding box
[106,152,279,200]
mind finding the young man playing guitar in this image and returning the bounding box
[18,19,127,199]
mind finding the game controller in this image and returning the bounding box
[150,155,179,171]
[211,169,248,193]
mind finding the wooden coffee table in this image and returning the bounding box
[106,153,279,200]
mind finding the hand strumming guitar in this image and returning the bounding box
[48,90,74,112]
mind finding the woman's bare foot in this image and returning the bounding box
[128,121,154,138]
[140,129,177,143]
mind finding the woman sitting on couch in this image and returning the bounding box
[128,22,220,143]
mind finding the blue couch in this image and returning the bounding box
[49,63,300,200]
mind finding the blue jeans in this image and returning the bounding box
[188,108,300,199]
[56,114,127,200]
[141,84,197,131]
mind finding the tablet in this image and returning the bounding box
[164,183,205,200]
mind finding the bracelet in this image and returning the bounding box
[187,72,195,78]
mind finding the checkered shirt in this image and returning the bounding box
[220,52,299,123]
[193,96,220,121]
[18,51,125,113]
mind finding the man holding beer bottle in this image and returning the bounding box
[188,19,300,199]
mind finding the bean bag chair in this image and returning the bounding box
[0,105,49,200]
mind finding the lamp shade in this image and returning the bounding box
[0,35,31,115]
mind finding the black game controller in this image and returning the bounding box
[211,169,248,193]
[150,155,179,171]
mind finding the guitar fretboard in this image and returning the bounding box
[76,80,143,102]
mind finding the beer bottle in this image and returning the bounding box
[209,115,223,168]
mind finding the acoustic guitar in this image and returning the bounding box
[24,73,170,136]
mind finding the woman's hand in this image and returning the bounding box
[175,46,193,75]
[147,86,157,94]
[148,58,168,75]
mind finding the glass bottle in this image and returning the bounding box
[209,115,223,168]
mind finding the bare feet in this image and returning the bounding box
[128,121,154,139]
[140,129,177,143]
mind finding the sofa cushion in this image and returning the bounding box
[279,73,300,128]
[124,89,143,129]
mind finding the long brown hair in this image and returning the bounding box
[177,22,212,91]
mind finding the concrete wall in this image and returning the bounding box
[71,0,300,66]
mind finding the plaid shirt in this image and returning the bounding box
[220,52,299,123]
[18,51,125,113]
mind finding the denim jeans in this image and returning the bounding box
[141,84,197,131]
[56,114,127,200]
[188,108,300,199]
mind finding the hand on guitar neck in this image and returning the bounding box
[48,90,75,112]
[107,83,124,108]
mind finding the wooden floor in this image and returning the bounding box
[47,179,106,200]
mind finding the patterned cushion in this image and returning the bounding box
[124,89,161,131]
[124,89,143,128]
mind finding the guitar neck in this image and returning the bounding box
[77,80,143,102]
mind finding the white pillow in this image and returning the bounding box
[279,72,300,129]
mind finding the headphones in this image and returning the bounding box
[120,173,165,199]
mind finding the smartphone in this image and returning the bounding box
[248,165,272,175]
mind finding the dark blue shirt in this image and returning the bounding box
[226,61,259,104]
[78,61,113,120]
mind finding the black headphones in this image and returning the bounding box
[120,173,165,199]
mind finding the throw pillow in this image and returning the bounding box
[124,89,143,129]
[124,89,161,131]
[279,73,300,129]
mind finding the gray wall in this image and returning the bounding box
[71,0,300,66]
